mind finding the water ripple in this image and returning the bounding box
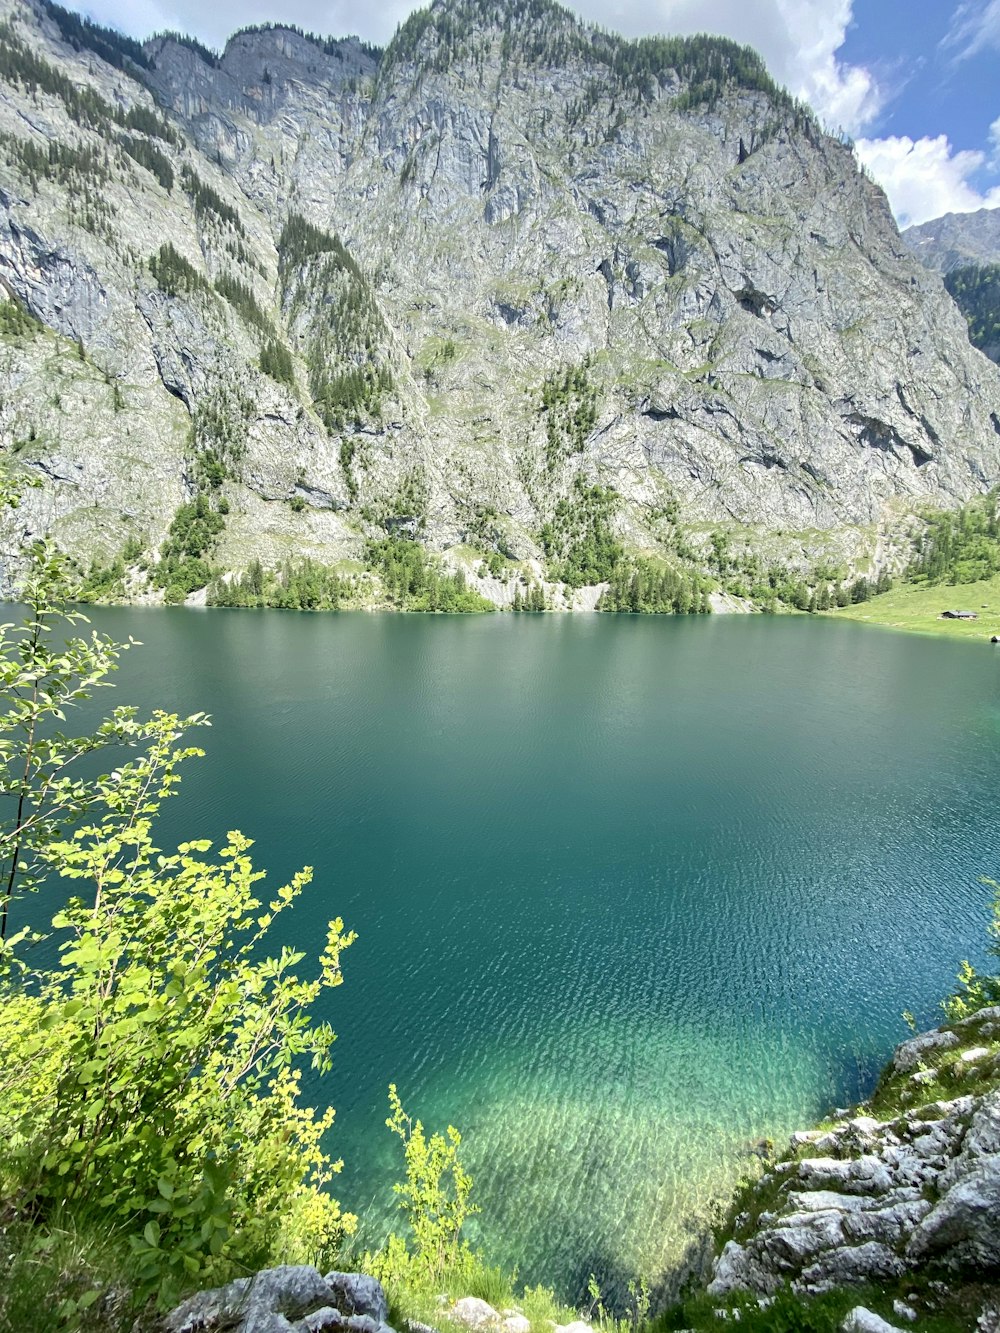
[65,609,1000,1298]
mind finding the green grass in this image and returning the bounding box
[373,1251,584,1333]
[828,572,1000,639]
[0,1208,158,1333]
[866,1005,1000,1120]
[656,1279,991,1333]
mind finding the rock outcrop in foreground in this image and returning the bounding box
[709,1006,1000,1300]
[165,1266,394,1333]
[162,1269,595,1333]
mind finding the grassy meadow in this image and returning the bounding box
[828,572,1000,640]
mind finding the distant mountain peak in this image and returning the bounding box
[904,207,1000,275]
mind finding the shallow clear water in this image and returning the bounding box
[42,610,1000,1298]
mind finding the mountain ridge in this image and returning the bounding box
[1,0,999,606]
[904,207,1000,275]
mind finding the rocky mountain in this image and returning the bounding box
[904,210,1000,366]
[2,0,1000,607]
[943,264,1000,366]
[903,208,1000,274]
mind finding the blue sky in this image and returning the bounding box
[54,0,1000,228]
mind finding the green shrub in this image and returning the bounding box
[538,361,597,471]
[598,558,711,614]
[0,132,110,193]
[539,478,623,587]
[0,545,357,1309]
[39,0,151,73]
[209,558,354,612]
[153,493,226,600]
[0,22,174,141]
[945,262,1000,358]
[260,338,295,384]
[365,536,494,612]
[119,134,173,190]
[384,1085,478,1282]
[278,214,394,429]
[180,166,245,234]
[215,272,275,338]
[75,555,125,601]
[906,489,1000,585]
[0,529,150,952]
[361,1088,482,1305]
[941,878,1000,1020]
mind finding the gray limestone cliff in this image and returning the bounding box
[904,211,1000,368]
[2,0,1000,603]
[904,209,1000,274]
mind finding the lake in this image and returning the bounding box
[42,608,1000,1300]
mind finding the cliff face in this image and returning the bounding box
[2,0,1000,598]
[904,208,1000,274]
[904,213,1000,368]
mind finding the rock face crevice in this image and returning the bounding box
[1,0,1000,589]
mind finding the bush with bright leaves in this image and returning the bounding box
[0,508,356,1308]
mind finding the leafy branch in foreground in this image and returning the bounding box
[0,778,356,1305]
[0,519,202,953]
[364,1086,479,1292]
[0,529,358,1311]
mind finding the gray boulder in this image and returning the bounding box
[324,1274,389,1325]
[164,1266,394,1333]
[450,1298,501,1329]
[840,1309,904,1333]
[891,1029,959,1075]
[907,1157,1000,1268]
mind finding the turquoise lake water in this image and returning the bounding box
[48,609,1000,1299]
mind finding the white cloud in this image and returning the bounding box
[944,0,1000,62]
[989,114,1000,168]
[855,133,1000,228]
